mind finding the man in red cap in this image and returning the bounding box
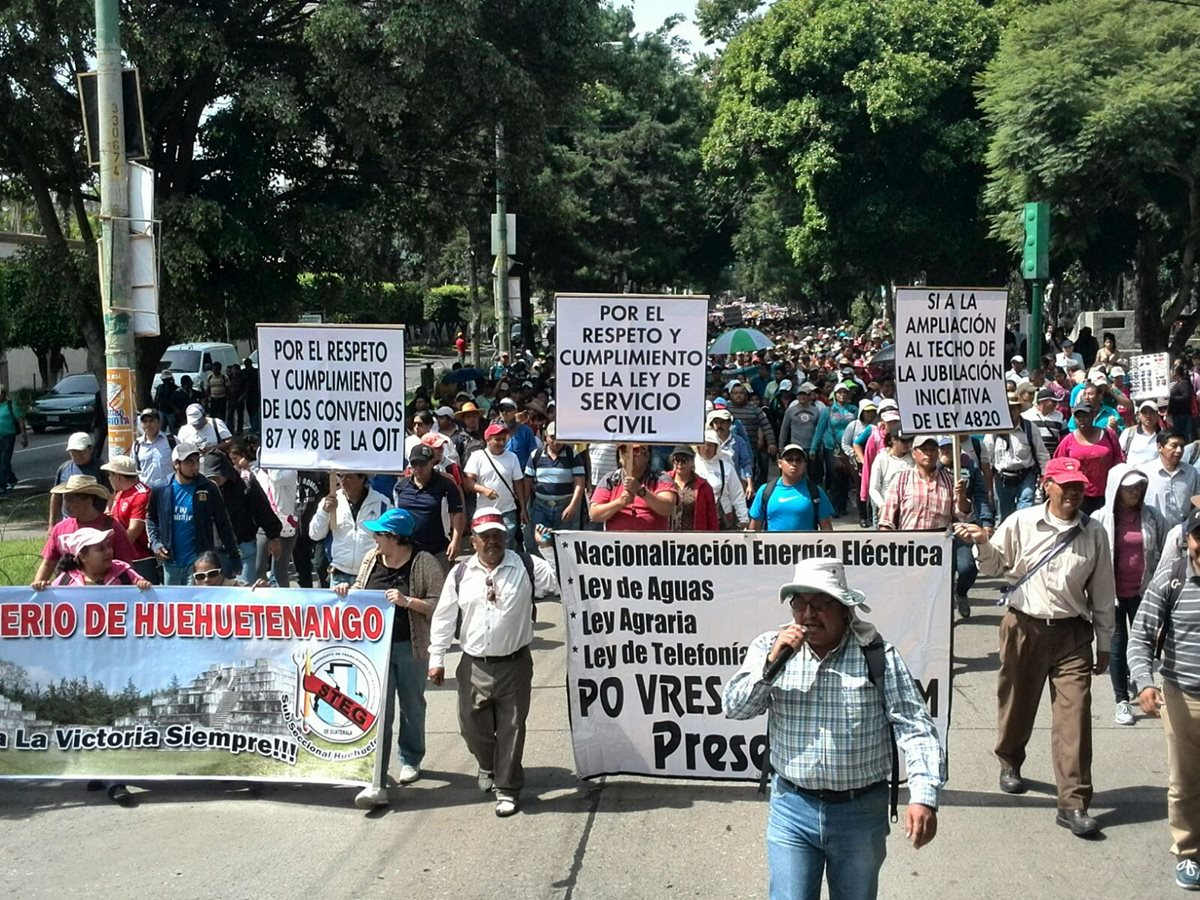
[955,457,1115,837]
[463,422,527,549]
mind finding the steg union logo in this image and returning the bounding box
[293,646,382,744]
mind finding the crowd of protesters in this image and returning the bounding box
[18,312,1200,893]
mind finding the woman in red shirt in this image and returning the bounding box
[588,443,677,532]
[668,446,718,531]
[1053,401,1124,514]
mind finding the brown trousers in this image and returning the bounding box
[995,609,1094,809]
[456,646,533,794]
[1163,681,1200,860]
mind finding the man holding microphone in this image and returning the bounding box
[723,558,943,900]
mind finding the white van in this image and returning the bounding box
[151,342,242,394]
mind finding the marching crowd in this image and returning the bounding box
[10,313,1200,895]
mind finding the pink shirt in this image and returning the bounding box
[1052,430,1124,498]
[1113,507,1145,597]
[42,514,140,564]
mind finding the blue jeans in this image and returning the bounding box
[502,508,522,551]
[530,495,573,545]
[330,569,356,588]
[767,776,889,900]
[162,562,192,586]
[223,540,256,584]
[993,470,1037,524]
[376,641,428,774]
[1110,596,1140,702]
[953,537,978,597]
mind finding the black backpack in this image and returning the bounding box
[757,636,900,821]
[756,477,824,529]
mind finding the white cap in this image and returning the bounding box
[778,379,794,392]
[1110,366,1126,377]
[1011,355,1024,363]
[186,403,206,425]
[435,406,455,418]
[67,432,93,451]
[471,506,508,534]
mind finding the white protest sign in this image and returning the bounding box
[256,324,405,471]
[556,531,951,781]
[895,287,1009,434]
[554,294,708,444]
[1126,352,1170,402]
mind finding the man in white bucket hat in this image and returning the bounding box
[723,558,943,900]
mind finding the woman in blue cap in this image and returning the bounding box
[335,507,446,807]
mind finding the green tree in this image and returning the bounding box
[0,246,87,386]
[705,0,1003,306]
[979,0,1200,352]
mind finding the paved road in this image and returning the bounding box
[8,352,461,490]
[0,520,1182,900]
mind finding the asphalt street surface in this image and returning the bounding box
[0,516,1180,900]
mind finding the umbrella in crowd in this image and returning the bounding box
[707,328,775,355]
[441,367,488,384]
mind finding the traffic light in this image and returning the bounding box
[1022,201,1050,281]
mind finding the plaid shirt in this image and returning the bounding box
[723,630,943,808]
[878,467,962,531]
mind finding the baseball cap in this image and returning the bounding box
[60,527,113,557]
[880,410,901,423]
[498,398,518,411]
[363,508,416,538]
[777,379,793,392]
[877,399,899,412]
[1138,399,1159,412]
[420,432,449,447]
[139,407,159,420]
[186,403,206,425]
[936,435,955,447]
[1042,457,1089,486]
[435,406,455,418]
[1090,372,1109,386]
[1011,354,1024,363]
[1071,400,1093,415]
[1062,338,1074,347]
[911,435,940,449]
[779,444,808,458]
[172,441,201,462]
[1187,507,1200,536]
[408,444,435,464]
[671,445,695,459]
[484,422,509,439]
[1036,388,1056,402]
[707,409,733,422]
[1110,366,1126,378]
[798,381,817,393]
[67,432,93,451]
[472,506,508,534]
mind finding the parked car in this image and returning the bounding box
[150,342,241,394]
[26,373,100,433]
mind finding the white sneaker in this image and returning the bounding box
[398,764,421,785]
[1114,700,1135,726]
[495,792,518,817]
[354,785,389,809]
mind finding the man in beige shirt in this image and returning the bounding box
[955,456,1115,838]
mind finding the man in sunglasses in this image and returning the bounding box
[427,507,559,818]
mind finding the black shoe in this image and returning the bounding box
[86,779,105,792]
[1056,808,1099,837]
[956,594,971,619]
[999,770,1026,794]
[107,783,134,806]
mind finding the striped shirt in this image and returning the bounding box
[1128,560,1200,698]
[727,402,775,447]
[525,446,584,500]
[723,630,943,807]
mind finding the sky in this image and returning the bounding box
[629,0,704,49]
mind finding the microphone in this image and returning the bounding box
[763,646,794,681]
[764,627,805,680]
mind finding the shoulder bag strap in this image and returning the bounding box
[483,451,518,503]
[862,637,899,822]
[1001,516,1090,601]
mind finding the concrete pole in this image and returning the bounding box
[95,0,137,457]
[494,123,512,360]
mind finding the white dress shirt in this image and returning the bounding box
[694,451,749,524]
[427,549,558,668]
[982,423,1050,474]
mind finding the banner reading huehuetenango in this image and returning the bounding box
[556,531,952,781]
[0,587,392,784]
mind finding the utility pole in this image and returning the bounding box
[494,123,512,359]
[95,0,137,457]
